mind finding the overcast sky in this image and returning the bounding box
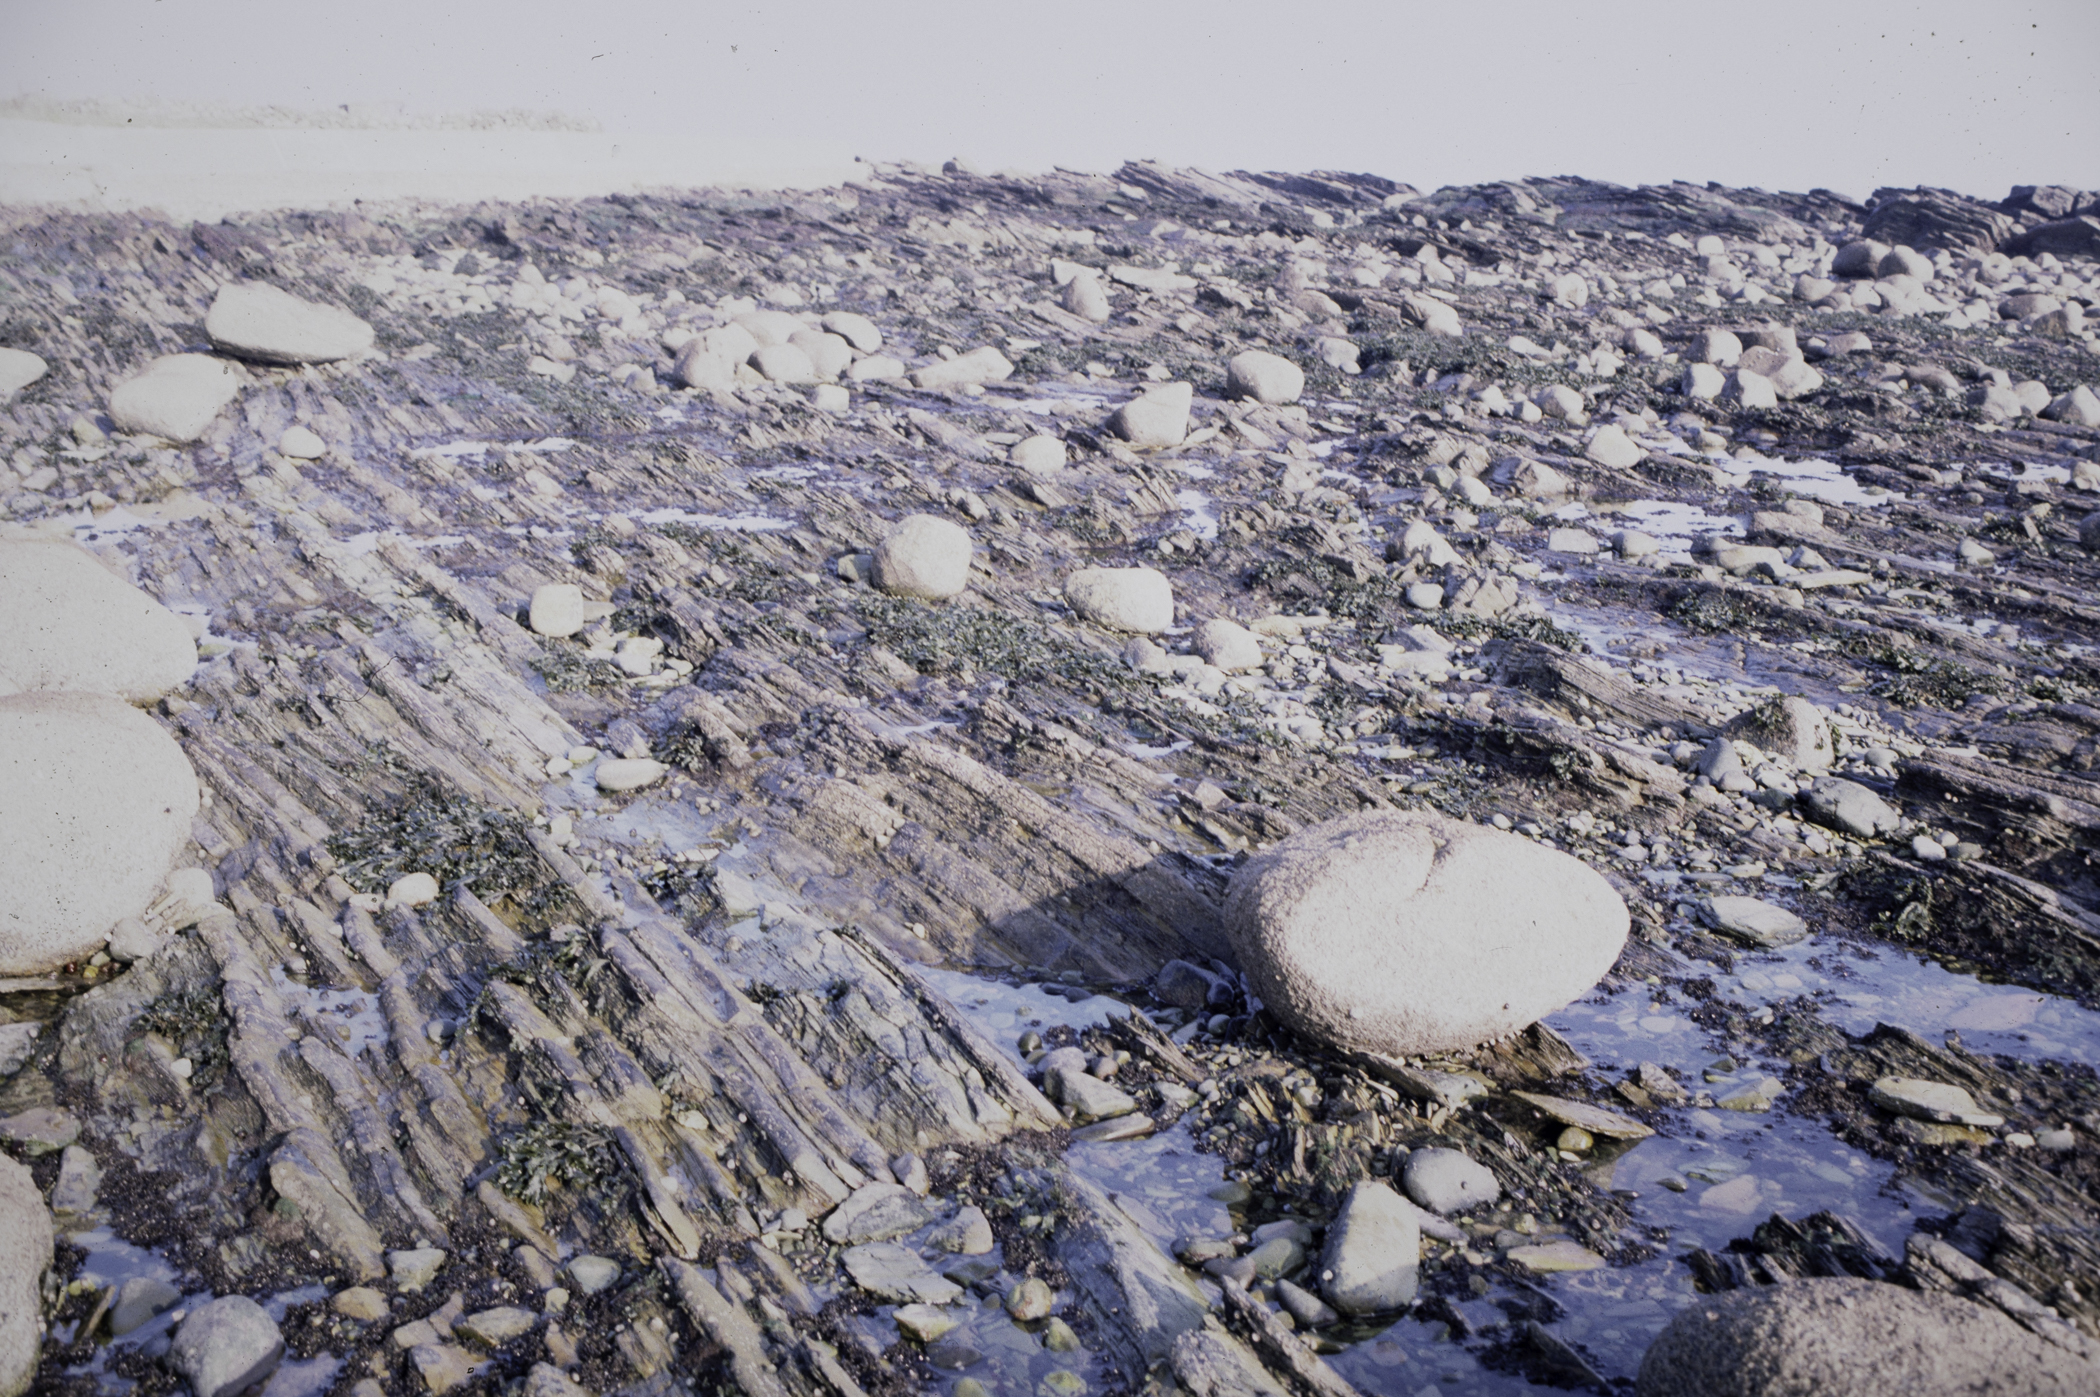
[7,0,2097,201]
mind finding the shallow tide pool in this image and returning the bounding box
[915,919,2093,1394]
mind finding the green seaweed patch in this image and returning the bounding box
[569,526,629,566]
[855,594,1137,694]
[1048,502,1135,547]
[1668,589,1755,635]
[1837,863,1939,946]
[1244,553,1582,651]
[325,767,551,904]
[1385,758,1496,820]
[1729,696,1799,748]
[133,985,230,1090]
[1436,611,1586,651]
[652,521,716,550]
[495,1120,626,1208]
[1873,660,2009,710]
[2027,673,2091,704]
[531,641,629,694]
[638,861,718,919]
[489,937,612,1017]
[1837,636,2012,709]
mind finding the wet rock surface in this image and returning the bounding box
[1636,1276,2099,1396]
[1,165,2098,1396]
[104,354,243,443]
[168,1295,285,1397]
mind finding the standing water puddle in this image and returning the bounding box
[1725,454,1901,508]
[54,1226,334,1397]
[915,926,2097,1394]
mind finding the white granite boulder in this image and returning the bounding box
[787,329,854,380]
[206,281,374,364]
[0,540,197,704]
[673,324,760,390]
[1062,274,1112,322]
[108,354,242,442]
[733,310,803,347]
[1009,435,1068,474]
[1225,810,1628,1056]
[0,1153,51,1397]
[1701,896,1809,949]
[0,348,47,399]
[750,342,817,384]
[1193,618,1264,672]
[1109,382,1193,448]
[819,311,883,353]
[872,514,973,601]
[1225,350,1305,406]
[1584,425,1644,469]
[0,692,200,974]
[1318,1180,1419,1316]
[1401,1148,1501,1214]
[168,1296,286,1397]
[1064,567,1175,634]
[278,426,328,459]
[528,584,587,638]
[909,346,1013,391]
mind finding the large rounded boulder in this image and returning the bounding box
[1636,1277,2100,1396]
[0,1151,52,1394]
[0,1152,53,1397]
[1224,811,1627,1056]
[0,540,197,703]
[0,692,200,974]
[873,514,973,601]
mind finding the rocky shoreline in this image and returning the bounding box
[2,163,2098,1396]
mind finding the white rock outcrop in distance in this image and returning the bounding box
[1109,381,1193,447]
[1225,350,1304,405]
[206,281,375,363]
[0,348,47,399]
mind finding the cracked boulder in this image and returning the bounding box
[1226,810,1627,1056]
